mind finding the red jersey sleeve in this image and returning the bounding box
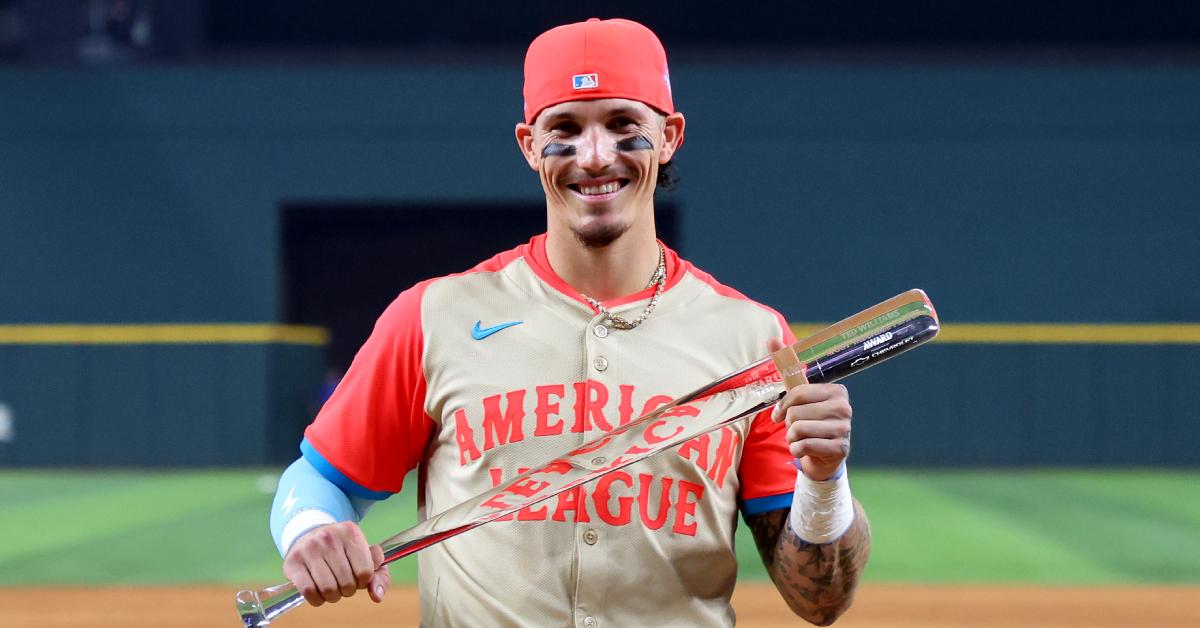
[738,309,798,515]
[301,280,436,498]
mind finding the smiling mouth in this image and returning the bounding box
[567,178,631,197]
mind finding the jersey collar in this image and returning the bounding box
[520,233,687,311]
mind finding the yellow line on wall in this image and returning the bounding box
[790,323,1200,345]
[0,323,1197,346]
[0,324,329,346]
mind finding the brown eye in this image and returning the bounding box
[551,121,580,135]
[609,117,636,130]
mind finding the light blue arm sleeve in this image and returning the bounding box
[269,457,382,557]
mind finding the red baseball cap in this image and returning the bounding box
[522,18,675,125]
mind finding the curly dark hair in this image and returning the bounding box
[656,160,678,192]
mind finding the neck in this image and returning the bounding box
[545,226,661,302]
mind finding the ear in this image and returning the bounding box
[515,123,540,171]
[658,112,686,164]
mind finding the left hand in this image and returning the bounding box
[767,339,853,481]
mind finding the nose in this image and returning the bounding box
[575,126,617,173]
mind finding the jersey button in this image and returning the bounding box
[583,528,599,545]
[592,356,608,371]
[583,616,597,628]
[593,324,609,338]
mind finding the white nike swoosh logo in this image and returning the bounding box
[281,484,299,514]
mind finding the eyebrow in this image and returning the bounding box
[541,107,644,125]
[542,111,576,124]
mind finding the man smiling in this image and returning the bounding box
[270,17,870,626]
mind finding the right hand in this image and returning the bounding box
[282,521,391,606]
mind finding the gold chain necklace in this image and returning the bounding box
[581,244,667,330]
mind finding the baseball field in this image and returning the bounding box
[2,468,1197,626]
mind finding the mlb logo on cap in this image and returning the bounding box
[572,73,599,90]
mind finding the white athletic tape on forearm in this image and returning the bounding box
[788,467,854,545]
[280,509,338,556]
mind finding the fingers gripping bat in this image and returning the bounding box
[236,289,939,626]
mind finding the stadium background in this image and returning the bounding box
[0,1,1197,626]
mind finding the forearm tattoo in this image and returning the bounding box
[745,499,871,626]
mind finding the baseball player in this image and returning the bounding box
[270,18,870,626]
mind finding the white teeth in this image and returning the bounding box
[579,181,620,196]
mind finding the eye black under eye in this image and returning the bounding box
[615,136,653,152]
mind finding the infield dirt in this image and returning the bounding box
[2,583,1198,627]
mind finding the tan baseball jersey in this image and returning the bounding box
[304,234,797,627]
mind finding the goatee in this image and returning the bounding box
[573,223,628,249]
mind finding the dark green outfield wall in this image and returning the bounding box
[0,61,1197,466]
[0,342,323,466]
[852,343,1200,466]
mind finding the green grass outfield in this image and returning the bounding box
[0,469,1196,586]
